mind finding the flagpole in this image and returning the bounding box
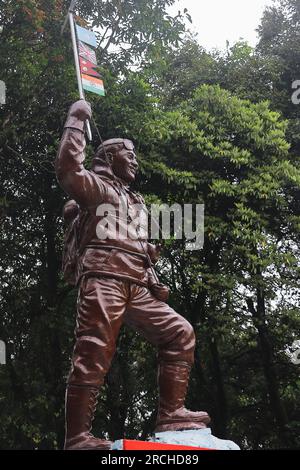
[65,0,93,141]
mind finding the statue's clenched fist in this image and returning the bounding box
[69,99,92,121]
[150,283,170,302]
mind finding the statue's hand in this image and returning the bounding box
[69,100,92,121]
[150,283,170,302]
[148,243,162,264]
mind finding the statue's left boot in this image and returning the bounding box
[64,385,112,450]
[155,361,211,433]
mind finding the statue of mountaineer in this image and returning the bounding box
[56,99,210,450]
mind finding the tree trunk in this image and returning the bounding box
[208,336,229,438]
[246,286,290,442]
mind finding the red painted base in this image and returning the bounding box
[118,439,214,451]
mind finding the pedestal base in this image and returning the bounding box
[112,429,240,450]
[153,429,240,450]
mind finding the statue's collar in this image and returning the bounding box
[91,164,131,194]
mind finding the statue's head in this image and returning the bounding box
[92,138,138,183]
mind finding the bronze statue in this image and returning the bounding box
[56,100,210,450]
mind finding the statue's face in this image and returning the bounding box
[112,146,138,183]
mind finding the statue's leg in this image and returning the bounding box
[125,284,211,433]
[154,362,211,432]
[64,276,128,450]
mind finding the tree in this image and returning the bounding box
[135,83,300,448]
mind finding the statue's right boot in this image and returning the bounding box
[64,384,112,450]
[155,362,211,433]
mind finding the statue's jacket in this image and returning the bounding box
[56,127,157,288]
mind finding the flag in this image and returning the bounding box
[79,58,101,78]
[76,24,97,48]
[78,41,97,65]
[82,74,105,96]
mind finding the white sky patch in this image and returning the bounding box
[169,0,275,51]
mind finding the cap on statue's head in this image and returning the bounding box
[92,138,135,174]
[96,138,134,157]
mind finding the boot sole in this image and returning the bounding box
[157,413,211,426]
[65,440,113,450]
[154,421,208,433]
[65,445,112,450]
[66,447,112,450]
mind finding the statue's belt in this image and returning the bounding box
[84,244,152,267]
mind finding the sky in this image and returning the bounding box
[169,0,275,51]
